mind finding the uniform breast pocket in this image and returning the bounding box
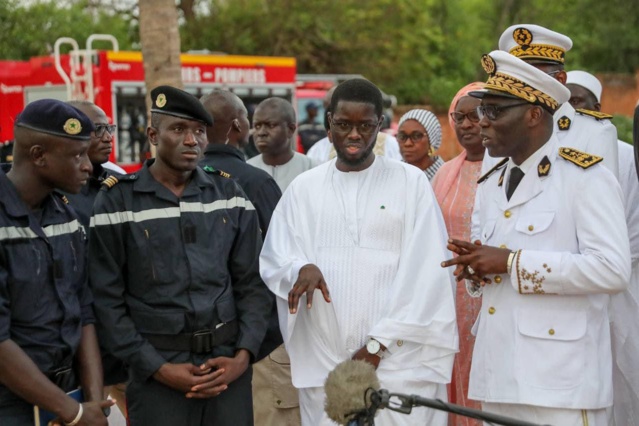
[515,212,555,236]
[481,220,497,242]
[515,309,586,390]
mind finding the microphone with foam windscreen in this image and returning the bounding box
[325,359,552,426]
[324,360,380,425]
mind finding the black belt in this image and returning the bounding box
[142,320,239,354]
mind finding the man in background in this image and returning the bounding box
[566,70,639,425]
[248,98,316,193]
[297,102,326,154]
[199,90,282,235]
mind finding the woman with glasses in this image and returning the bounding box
[430,82,485,426]
[396,109,443,180]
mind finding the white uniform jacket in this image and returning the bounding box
[469,136,631,410]
[553,103,618,178]
[479,103,619,178]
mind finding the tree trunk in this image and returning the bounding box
[138,0,182,158]
[138,0,183,110]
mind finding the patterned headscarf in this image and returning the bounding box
[447,82,484,131]
[398,109,442,151]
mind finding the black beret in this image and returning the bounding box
[150,85,213,126]
[15,99,94,140]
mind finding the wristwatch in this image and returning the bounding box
[366,338,386,359]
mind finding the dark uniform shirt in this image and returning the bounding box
[200,144,283,360]
[62,164,121,227]
[200,144,282,235]
[88,160,271,380]
[0,169,93,403]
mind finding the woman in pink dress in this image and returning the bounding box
[431,82,485,426]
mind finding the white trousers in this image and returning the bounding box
[482,402,607,426]
[298,379,448,426]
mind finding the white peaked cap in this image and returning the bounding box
[470,50,570,112]
[499,24,573,64]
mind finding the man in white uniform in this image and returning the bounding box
[497,24,618,178]
[565,70,639,425]
[260,78,458,426]
[442,51,630,425]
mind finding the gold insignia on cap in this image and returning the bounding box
[63,118,82,135]
[575,109,613,120]
[538,155,551,177]
[481,54,496,75]
[513,27,533,47]
[558,147,603,169]
[484,73,558,111]
[156,93,167,108]
[557,116,571,130]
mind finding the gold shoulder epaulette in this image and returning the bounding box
[575,109,613,120]
[219,170,231,178]
[558,147,603,169]
[101,175,119,189]
[60,195,69,204]
[477,158,509,184]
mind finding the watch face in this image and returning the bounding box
[366,339,381,354]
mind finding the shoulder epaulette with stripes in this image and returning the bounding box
[101,175,119,189]
[101,173,137,190]
[477,158,509,184]
[575,109,613,121]
[558,147,603,169]
[202,165,231,178]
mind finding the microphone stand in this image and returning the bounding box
[361,389,552,426]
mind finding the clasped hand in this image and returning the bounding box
[440,239,510,285]
[153,349,250,399]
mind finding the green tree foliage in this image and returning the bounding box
[1,0,638,110]
[0,0,137,59]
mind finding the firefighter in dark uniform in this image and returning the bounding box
[0,99,112,425]
[61,101,121,227]
[60,101,129,419]
[89,86,271,426]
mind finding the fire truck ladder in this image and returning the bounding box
[53,34,119,102]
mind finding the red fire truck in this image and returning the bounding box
[0,35,297,171]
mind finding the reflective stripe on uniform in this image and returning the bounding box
[0,219,83,241]
[90,197,255,227]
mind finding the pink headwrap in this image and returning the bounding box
[447,82,484,131]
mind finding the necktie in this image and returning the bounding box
[506,167,524,200]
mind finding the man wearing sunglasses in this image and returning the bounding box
[442,50,630,425]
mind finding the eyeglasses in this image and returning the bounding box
[396,131,426,143]
[449,110,480,124]
[94,123,116,138]
[330,119,380,136]
[476,103,528,121]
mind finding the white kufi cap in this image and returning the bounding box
[566,70,602,102]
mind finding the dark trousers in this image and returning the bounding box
[0,399,32,426]
[127,366,253,426]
